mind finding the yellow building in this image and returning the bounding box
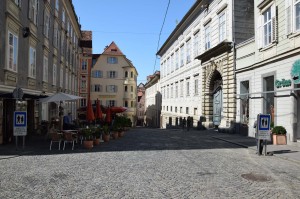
[90,42,138,126]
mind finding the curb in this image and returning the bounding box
[212,136,300,165]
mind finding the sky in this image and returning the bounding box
[72,0,196,85]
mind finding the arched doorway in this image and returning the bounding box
[209,71,223,127]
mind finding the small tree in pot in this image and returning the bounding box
[102,124,110,142]
[272,126,287,145]
[82,127,94,149]
[93,126,102,145]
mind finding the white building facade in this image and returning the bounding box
[236,0,300,142]
[157,0,254,131]
[144,71,161,128]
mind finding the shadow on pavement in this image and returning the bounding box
[0,128,257,158]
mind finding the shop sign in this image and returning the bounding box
[275,79,291,88]
[291,59,300,84]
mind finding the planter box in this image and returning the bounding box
[272,134,287,145]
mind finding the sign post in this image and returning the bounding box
[13,111,27,149]
[257,114,271,156]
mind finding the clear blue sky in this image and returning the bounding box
[73,0,196,85]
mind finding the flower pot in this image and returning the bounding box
[118,131,125,137]
[112,132,118,139]
[102,134,110,142]
[272,134,287,145]
[83,140,93,149]
[93,138,101,145]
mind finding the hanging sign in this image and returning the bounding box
[291,60,300,84]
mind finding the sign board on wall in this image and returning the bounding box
[291,60,300,84]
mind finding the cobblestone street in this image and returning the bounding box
[1,128,300,199]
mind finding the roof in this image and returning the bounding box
[102,41,124,56]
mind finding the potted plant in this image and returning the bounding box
[272,126,287,145]
[102,124,110,142]
[82,128,93,149]
[111,123,119,140]
[93,126,102,146]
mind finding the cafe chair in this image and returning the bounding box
[49,132,62,150]
[63,132,76,150]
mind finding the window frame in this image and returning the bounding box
[28,46,36,78]
[43,56,48,82]
[205,25,211,50]
[7,31,18,72]
[218,11,226,42]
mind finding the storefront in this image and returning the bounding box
[236,58,300,142]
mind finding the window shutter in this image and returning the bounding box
[257,15,262,49]
[115,85,118,92]
[271,4,278,43]
[285,0,292,35]
[100,85,102,92]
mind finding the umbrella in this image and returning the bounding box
[110,106,127,113]
[39,92,82,103]
[95,99,103,120]
[86,99,95,122]
[105,107,112,124]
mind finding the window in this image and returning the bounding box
[125,86,128,92]
[194,108,198,115]
[14,0,21,7]
[219,12,226,42]
[186,39,191,63]
[29,46,36,78]
[65,70,68,90]
[186,107,189,114]
[29,0,38,25]
[107,100,115,107]
[124,101,128,107]
[82,60,87,71]
[171,85,173,98]
[92,70,102,78]
[180,45,184,67]
[193,32,199,57]
[107,85,117,93]
[125,71,128,78]
[180,107,182,113]
[175,50,179,69]
[258,4,276,48]
[81,76,86,89]
[286,0,300,34]
[175,107,177,113]
[108,71,117,78]
[131,86,133,92]
[263,7,272,46]
[93,84,101,92]
[263,76,274,115]
[107,57,118,64]
[131,71,133,78]
[60,67,63,87]
[53,22,59,48]
[240,81,249,124]
[171,54,174,72]
[44,10,50,38]
[7,32,18,72]
[194,79,199,95]
[43,56,48,82]
[80,98,86,107]
[175,84,178,98]
[296,0,300,30]
[186,81,190,96]
[180,81,184,97]
[205,25,211,50]
[55,0,59,10]
[62,8,65,24]
[53,64,57,86]
[131,101,134,107]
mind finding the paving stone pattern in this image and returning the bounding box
[0,128,299,199]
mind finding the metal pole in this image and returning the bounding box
[23,136,25,150]
[264,140,267,156]
[15,136,18,150]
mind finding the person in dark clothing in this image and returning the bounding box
[182,117,186,130]
[63,112,72,130]
[187,116,191,131]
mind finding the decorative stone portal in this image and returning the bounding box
[201,52,236,132]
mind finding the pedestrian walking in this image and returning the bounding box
[187,116,191,131]
[182,117,186,130]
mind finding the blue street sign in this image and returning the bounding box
[258,114,271,131]
[14,111,27,127]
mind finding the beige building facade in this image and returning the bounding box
[236,0,300,142]
[90,42,138,125]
